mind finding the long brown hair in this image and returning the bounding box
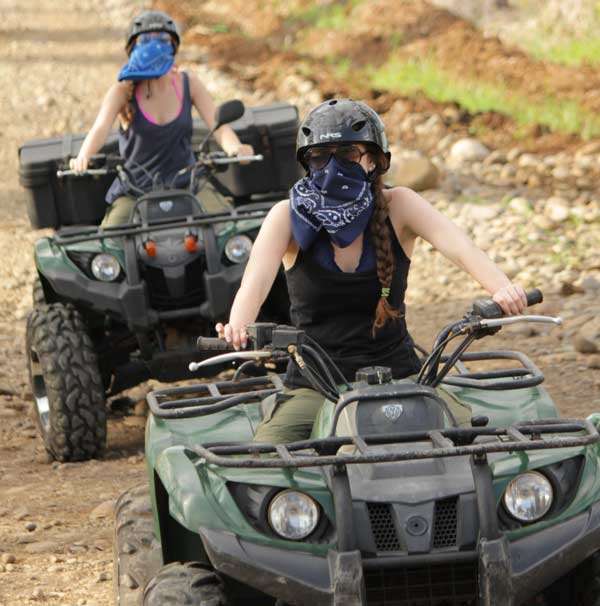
[370,173,403,335]
[118,81,136,130]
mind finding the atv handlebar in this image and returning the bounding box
[472,288,543,319]
[189,288,558,397]
[207,154,264,165]
[196,337,235,351]
[56,168,110,178]
[57,153,124,178]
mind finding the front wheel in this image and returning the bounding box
[26,303,106,461]
[32,276,46,307]
[143,562,229,606]
[113,485,162,606]
[542,550,600,606]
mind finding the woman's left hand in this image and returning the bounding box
[224,142,254,163]
[492,283,528,316]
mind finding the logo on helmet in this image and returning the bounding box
[320,132,342,140]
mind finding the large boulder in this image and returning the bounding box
[447,138,490,168]
[574,316,600,355]
[391,151,440,191]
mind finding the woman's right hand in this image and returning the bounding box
[215,322,247,350]
[69,154,90,174]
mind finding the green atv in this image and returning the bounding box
[113,289,600,606]
[23,100,291,462]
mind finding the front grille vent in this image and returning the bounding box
[433,497,458,549]
[365,562,478,606]
[142,255,206,311]
[367,503,401,552]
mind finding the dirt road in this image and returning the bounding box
[0,1,598,605]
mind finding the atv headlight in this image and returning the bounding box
[268,490,320,540]
[91,253,121,282]
[503,471,553,523]
[224,235,252,264]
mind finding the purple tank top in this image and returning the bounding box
[105,71,195,203]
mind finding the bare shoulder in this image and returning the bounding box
[186,71,206,94]
[99,81,130,114]
[271,199,290,214]
[106,81,131,103]
[385,186,430,218]
[264,199,291,226]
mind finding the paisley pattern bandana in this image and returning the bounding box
[290,156,374,250]
[118,39,174,82]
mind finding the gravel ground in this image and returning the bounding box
[0,1,598,605]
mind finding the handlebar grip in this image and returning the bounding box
[526,288,543,307]
[196,337,234,351]
[472,288,544,319]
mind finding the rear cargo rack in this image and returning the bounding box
[187,418,598,469]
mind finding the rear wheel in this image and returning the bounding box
[26,303,106,461]
[143,562,229,606]
[113,485,162,606]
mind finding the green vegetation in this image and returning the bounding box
[211,23,230,34]
[370,57,600,138]
[525,36,600,66]
[291,0,364,30]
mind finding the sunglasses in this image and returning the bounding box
[136,32,174,45]
[304,144,371,171]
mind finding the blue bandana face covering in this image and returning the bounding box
[290,156,374,251]
[118,38,174,82]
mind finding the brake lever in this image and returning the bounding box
[478,315,563,328]
[189,350,272,372]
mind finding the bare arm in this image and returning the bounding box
[217,200,293,348]
[389,187,527,314]
[70,82,129,172]
[188,72,253,156]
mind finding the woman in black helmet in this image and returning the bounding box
[217,98,526,444]
[70,10,252,226]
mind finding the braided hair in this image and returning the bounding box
[369,155,403,335]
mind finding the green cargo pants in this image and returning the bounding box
[253,383,472,444]
[101,196,136,227]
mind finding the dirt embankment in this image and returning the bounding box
[165,0,600,153]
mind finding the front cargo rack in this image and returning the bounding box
[148,372,599,467]
[187,417,599,469]
[53,203,274,246]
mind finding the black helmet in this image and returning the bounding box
[296,99,391,173]
[125,10,181,54]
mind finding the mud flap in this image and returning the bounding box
[328,550,365,606]
[479,536,513,606]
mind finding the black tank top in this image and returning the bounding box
[106,72,195,203]
[284,223,422,387]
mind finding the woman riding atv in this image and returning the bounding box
[70,10,253,227]
[216,98,528,444]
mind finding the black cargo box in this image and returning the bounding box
[19,102,302,229]
[18,133,119,229]
[195,102,303,198]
